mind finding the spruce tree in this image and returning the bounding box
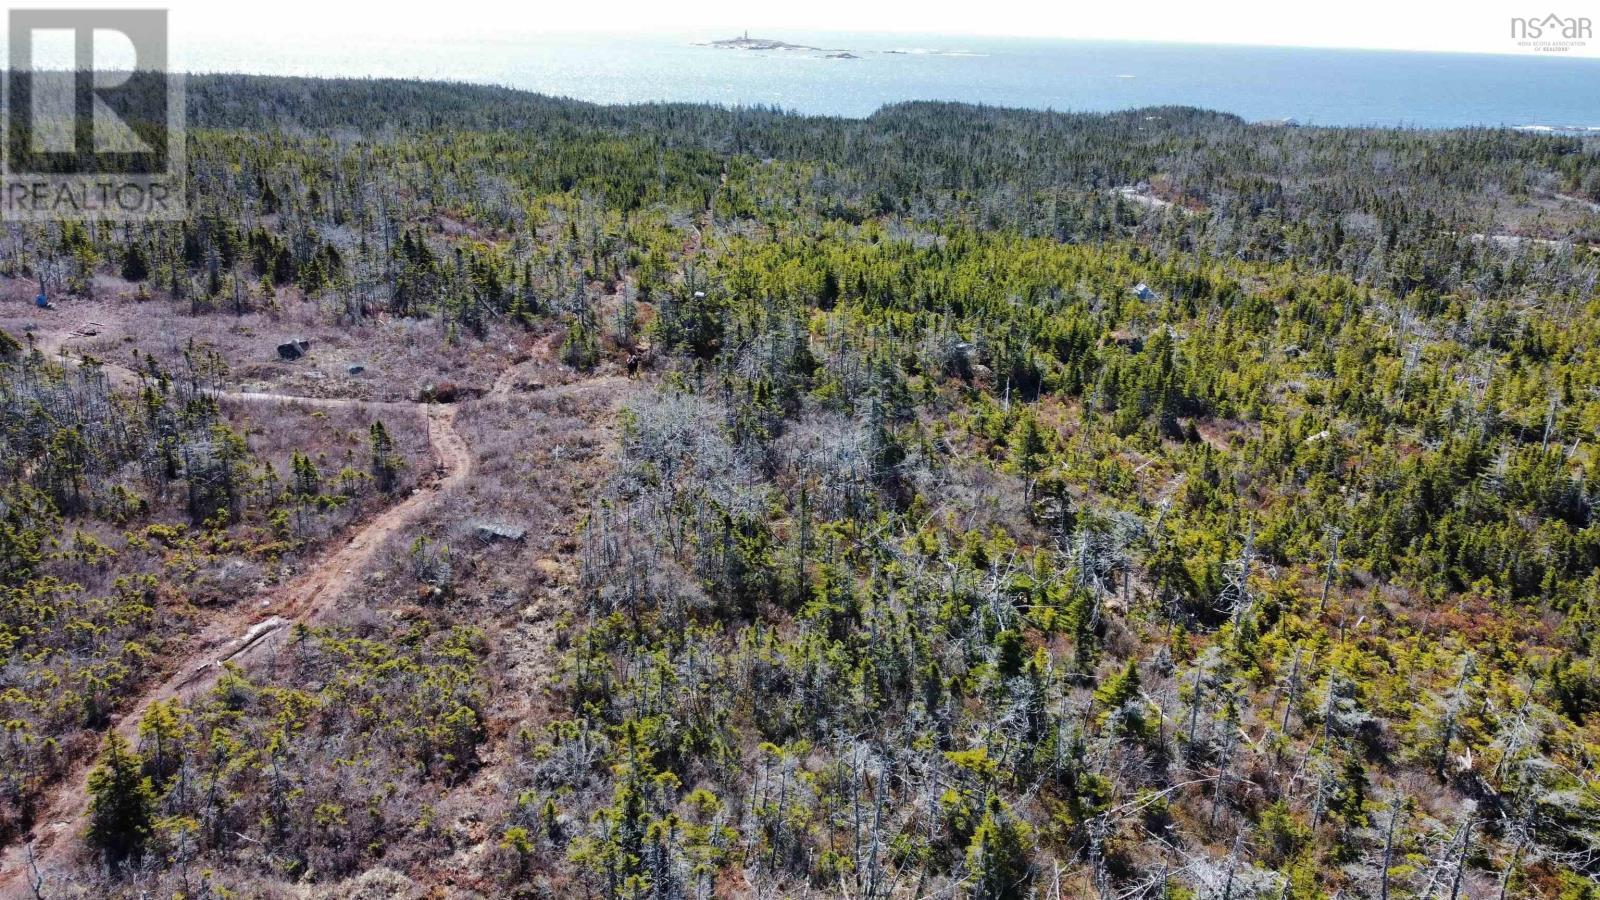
[121,245,149,282]
[966,795,1032,899]
[369,421,398,492]
[86,732,156,869]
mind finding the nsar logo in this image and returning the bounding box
[1511,13,1592,52]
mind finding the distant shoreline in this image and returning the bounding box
[695,34,980,60]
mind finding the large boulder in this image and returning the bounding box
[417,381,484,403]
[474,521,527,543]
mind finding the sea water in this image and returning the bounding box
[172,30,1600,129]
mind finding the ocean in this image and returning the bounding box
[175,30,1600,129]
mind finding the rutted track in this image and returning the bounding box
[0,343,476,896]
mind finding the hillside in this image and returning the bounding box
[0,76,1598,898]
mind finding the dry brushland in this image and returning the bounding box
[1,76,1599,899]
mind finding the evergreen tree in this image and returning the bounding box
[1096,658,1147,740]
[966,795,1033,899]
[121,245,149,282]
[86,732,156,869]
[369,421,398,493]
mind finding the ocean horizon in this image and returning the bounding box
[161,30,1600,129]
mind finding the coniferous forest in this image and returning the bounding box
[1,75,1600,898]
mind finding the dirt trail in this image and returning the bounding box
[0,341,477,896]
[1549,191,1600,214]
[107,402,471,712]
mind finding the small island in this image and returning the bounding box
[705,32,820,52]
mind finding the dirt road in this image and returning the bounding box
[0,346,477,896]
